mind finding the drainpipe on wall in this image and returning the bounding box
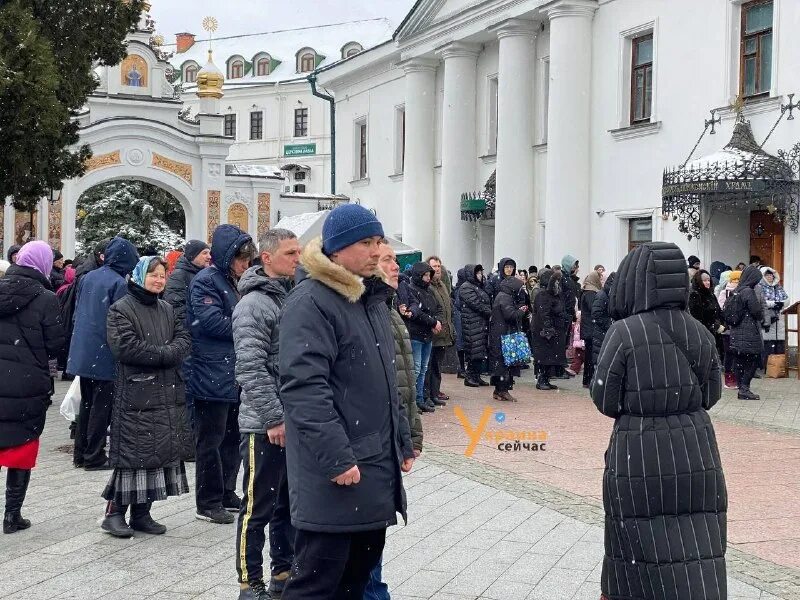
[307,72,335,195]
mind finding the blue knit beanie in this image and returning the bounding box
[322,204,384,255]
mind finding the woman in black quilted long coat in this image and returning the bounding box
[458,264,491,387]
[592,242,727,600]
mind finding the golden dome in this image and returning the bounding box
[196,50,224,99]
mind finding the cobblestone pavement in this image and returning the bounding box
[0,379,795,599]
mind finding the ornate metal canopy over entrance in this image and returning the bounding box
[460,170,496,221]
[662,116,800,240]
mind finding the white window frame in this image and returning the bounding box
[616,20,658,129]
[486,74,498,155]
[394,105,406,175]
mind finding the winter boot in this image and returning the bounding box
[268,571,291,598]
[130,502,167,534]
[536,374,552,391]
[724,372,737,390]
[3,469,31,534]
[464,376,481,388]
[101,501,133,538]
[737,388,760,401]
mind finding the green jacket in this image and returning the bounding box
[430,274,455,347]
[389,303,423,452]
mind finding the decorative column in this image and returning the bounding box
[438,42,480,269]
[490,19,536,266]
[543,0,597,266]
[401,59,438,254]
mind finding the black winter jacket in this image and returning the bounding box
[398,262,442,343]
[164,255,203,325]
[279,238,413,533]
[0,265,64,449]
[591,273,614,361]
[458,264,491,362]
[530,269,566,366]
[579,289,598,341]
[560,273,579,327]
[488,278,528,376]
[729,265,764,356]
[107,282,192,469]
[592,242,726,600]
[688,270,723,336]
[485,257,516,300]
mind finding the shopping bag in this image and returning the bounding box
[766,354,787,378]
[60,376,81,422]
[501,331,531,367]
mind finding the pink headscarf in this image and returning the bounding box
[15,241,54,278]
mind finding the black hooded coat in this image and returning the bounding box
[397,262,442,343]
[530,269,566,366]
[728,265,764,356]
[591,272,615,360]
[458,264,491,362]
[488,277,528,377]
[591,242,727,600]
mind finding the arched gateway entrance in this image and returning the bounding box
[1,5,282,257]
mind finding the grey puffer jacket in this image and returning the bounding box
[389,299,422,452]
[233,266,290,434]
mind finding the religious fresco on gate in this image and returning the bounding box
[49,193,62,250]
[120,54,148,88]
[227,202,249,233]
[207,190,221,243]
[14,209,37,246]
[257,193,271,238]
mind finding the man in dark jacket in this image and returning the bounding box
[425,256,454,407]
[398,262,443,413]
[67,237,138,469]
[591,272,615,364]
[50,250,66,291]
[729,265,764,400]
[188,224,254,524]
[233,229,299,600]
[556,254,580,378]
[279,205,414,599]
[164,240,211,324]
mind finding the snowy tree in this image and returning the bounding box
[76,181,185,255]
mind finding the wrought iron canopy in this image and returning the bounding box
[662,118,800,239]
[460,170,496,222]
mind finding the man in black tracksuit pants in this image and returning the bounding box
[232,229,301,600]
[279,205,415,599]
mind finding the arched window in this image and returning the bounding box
[184,64,198,83]
[300,53,315,73]
[230,59,244,79]
[342,42,363,59]
[346,48,361,58]
[256,58,271,76]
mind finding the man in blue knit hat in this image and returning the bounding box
[279,204,415,599]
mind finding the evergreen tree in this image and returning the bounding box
[0,0,142,213]
[76,181,185,255]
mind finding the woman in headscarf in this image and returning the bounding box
[592,242,726,600]
[578,270,603,388]
[0,241,65,533]
[487,277,529,401]
[100,256,192,538]
[530,268,566,390]
[688,269,725,368]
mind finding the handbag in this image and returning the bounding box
[60,376,81,422]
[501,331,532,367]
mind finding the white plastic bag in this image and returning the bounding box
[60,376,81,422]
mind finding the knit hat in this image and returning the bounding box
[53,249,64,262]
[183,239,210,262]
[728,270,742,283]
[322,204,384,255]
[560,254,578,273]
[6,245,20,263]
[15,241,54,278]
[687,255,701,268]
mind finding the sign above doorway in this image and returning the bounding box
[284,143,316,157]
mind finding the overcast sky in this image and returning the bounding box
[150,0,416,39]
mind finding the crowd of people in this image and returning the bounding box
[0,201,790,599]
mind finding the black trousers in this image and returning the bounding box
[236,433,295,585]
[73,378,114,467]
[2,468,31,515]
[282,528,386,600]
[466,358,483,377]
[735,352,760,391]
[582,343,594,386]
[424,346,447,399]
[194,399,240,511]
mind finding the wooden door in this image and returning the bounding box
[750,210,784,273]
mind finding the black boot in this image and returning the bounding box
[464,376,481,388]
[3,469,31,534]
[130,502,166,534]
[101,501,133,538]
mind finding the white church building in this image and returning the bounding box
[317,0,800,298]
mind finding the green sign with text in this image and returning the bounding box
[284,143,316,157]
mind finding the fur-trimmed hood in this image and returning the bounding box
[300,236,366,303]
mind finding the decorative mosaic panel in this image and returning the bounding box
[120,54,148,88]
[207,190,221,243]
[257,192,271,238]
[84,150,121,173]
[14,209,37,245]
[152,152,193,185]
[48,192,62,250]
[227,202,249,233]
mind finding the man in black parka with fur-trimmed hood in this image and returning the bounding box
[591,242,727,600]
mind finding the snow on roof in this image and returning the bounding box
[274,210,329,243]
[225,163,283,178]
[170,19,394,86]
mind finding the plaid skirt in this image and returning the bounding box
[102,462,189,506]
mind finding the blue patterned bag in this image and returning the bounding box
[501,331,531,367]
